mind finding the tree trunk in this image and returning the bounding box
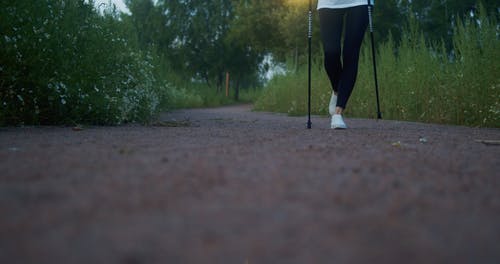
[234,77,240,101]
[217,72,224,94]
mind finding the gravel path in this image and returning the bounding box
[1,104,499,264]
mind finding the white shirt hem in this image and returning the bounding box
[317,3,366,10]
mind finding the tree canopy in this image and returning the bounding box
[123,0,499,93]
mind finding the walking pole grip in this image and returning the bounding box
[368,1,374,33]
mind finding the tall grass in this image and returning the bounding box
[166,81,262,109]
[254,61,331,116]
[255,9,499,128]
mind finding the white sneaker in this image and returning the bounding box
[329,93,337,116]
[331,114,347,129]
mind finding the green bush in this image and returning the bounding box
[0,0,167,125]
[239,87,262,103]
[167,80,262,109]
[254,65,326,116]
[255,9,499,128]
[167,86,204,109]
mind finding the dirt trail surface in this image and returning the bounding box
[1,104,499,264]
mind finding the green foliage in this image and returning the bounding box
[255,10,499,128]
[155,0,235,89]
[451,5,500,126]
[167,86,204,109]
[2,0,497,126]
[0,0,169,125]
[254,62,330,116]
[238,87,262,103]
[168,81,262,109]
[393,0,498,47]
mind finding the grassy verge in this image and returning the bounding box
[168,81,263,110]
[255,10,499,128]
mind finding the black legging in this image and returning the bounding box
[319,5,368,109]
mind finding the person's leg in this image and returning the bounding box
[336,5,369,112]
[318,8,345,95]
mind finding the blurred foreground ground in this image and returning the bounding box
[1,104,499,263]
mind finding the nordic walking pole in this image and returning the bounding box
[367,0,382,119]
[307,0,313,129]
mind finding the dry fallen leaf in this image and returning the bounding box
[72,125,84,131]
[392,141,402,147]
[475,139,500,146]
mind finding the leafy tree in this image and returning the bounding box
[154,0,233,90]
[371,0,404,43]
[225,0,288,97]
[397,0,499,46]
[124,0,165,49]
